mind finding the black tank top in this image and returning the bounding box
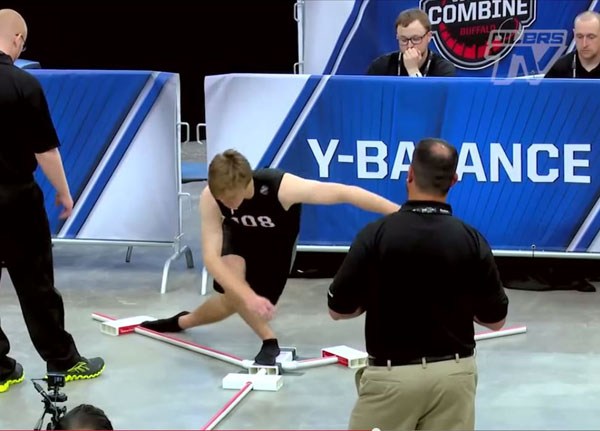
[216,169,301,249]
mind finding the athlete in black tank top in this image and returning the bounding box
[142,149,400,366]
[216,169,301,253]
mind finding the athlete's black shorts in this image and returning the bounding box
[213,225,297,305]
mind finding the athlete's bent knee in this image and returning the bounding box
[221,254,246,277]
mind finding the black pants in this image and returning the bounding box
[0,182,80,378]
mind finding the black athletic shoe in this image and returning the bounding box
[0,362,24,393]
[140,311,190,333]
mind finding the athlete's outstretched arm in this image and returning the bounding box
[278,173,400,214]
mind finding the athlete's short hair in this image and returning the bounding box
[208,149,253,198]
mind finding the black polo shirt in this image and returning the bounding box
[0,52,60,185]
[328,200,508,361]
[544,51,600,79]
[366,50,456,77]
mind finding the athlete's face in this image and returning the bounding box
[218,188,247,210]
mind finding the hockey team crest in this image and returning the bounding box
[420,0,537,70]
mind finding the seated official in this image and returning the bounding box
[545,11,600,79]
[366,8,455,77]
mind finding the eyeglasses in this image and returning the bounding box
[397,32,429,46]
[17,33,26,52]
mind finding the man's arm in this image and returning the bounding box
[24,78,73,219]
[279,173,400,214]
[327,225,374,320]
[543,64,560,78]
[543,53,570,78]
[473,233,509,331]
[200,187,255,302]
[35,148,72,219]
[435,58,456,77]
[366,60,378,75]
[35,148,69,194]
[199,188,275,319]
[366,54,389,75]
[474,316,505,331]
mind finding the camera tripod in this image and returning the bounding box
[32,374,68,430]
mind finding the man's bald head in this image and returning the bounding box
[0,9,27,61]
[575,11,600,27]
[410,138,459,196]
[0,9,27,36]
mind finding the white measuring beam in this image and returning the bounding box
[92,312,247,368]
[201,381,253,430]
[475,325,527,341]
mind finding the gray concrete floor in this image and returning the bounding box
[1,143,600,429]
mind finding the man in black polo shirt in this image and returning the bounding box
[328,138,508,431]
[545,11,600,79]
[366,8,455,77]
[0,9,104,394]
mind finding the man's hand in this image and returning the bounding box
[55,192,73,219]
[403,48,422,76]
[245,293,276,320]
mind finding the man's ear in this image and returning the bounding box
[450,173,458,187]
[407,165,415,183]
[425,30,433,45]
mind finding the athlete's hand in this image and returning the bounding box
[246,294,276,320]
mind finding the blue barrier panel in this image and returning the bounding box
[29,70,181,243]
[205,73,600,254]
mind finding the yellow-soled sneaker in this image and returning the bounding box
[0,362,24,393]
[59,357,105,382]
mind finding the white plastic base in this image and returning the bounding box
[321,345,368,368]
[243,348,297,375]
[100,316,156,336]
[282,355,338,371]
[222,373,283,391]
[280,346,297,360]
[276,350,294,364]
[247,364,280,375]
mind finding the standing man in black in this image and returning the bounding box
[545,11,600,79]
[328,138,508,431]
[366,8,455,77]
[0,8,104,394]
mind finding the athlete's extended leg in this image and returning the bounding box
[140,255,244,332]
[140,253,284,365]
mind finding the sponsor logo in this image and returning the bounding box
[420,0,537,70]
[488,29,568,83]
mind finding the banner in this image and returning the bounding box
[205,73,600,253]
[31,70,181,243]
[301,0,600,78]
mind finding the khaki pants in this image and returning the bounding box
[349,355,477,431]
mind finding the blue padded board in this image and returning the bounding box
[181,161,208,183]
